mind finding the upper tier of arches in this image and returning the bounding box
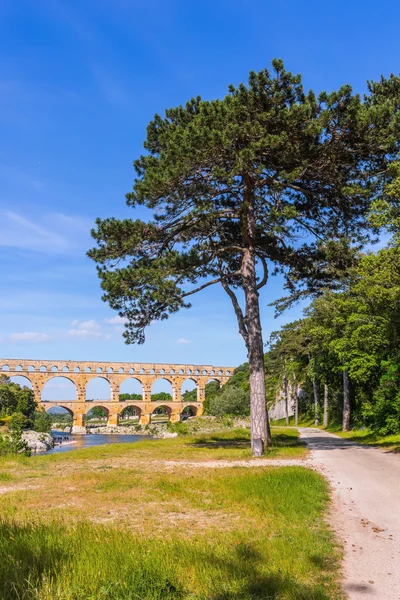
[0,360,233,378]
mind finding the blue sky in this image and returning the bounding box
[1,0,399,390]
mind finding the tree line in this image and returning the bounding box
[265,239,400,434]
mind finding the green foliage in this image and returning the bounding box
[166,421,189,435]
[0,429,31,457]
[208,386,250,418]
[48,412,72,424]
[87,406,108,420]
[0,376,36,423]
[151,392,172,401]
[264,243,400,433]
[8,412,31,432]
[33,410,52,434]
[119,393,142,401]
[88,62,400,450]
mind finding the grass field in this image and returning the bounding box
[0,427,343,599]
[323,424,400,452]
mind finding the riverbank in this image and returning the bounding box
[0,426,342,599]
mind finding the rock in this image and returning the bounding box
[71,426,87,434]
[157,431,178,439]
[22,430,54,452]
[52,425,72,433]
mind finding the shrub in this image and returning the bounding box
[0,430,31,456]
[8,412,31,433]
[167,421,189,435]
[208,386,250,418]
[34,410,52,433]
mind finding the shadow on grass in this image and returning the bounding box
[187,433,306,449]
[0,520,335,600]
[188,432,305,451]
[188,435,250,449]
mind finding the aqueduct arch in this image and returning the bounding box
[1,359,234,431]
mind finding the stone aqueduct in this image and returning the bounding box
[0,359,235,431]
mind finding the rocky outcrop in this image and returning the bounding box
[22,430,54,452]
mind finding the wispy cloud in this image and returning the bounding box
[104,315,127,325]
[0,210,92,255]
[67,319,111,340]
[177,338,191,344]
[8,332,51,343]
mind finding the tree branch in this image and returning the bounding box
[221,279,249,346]
[179,270,241,300]
[257,256,269,290]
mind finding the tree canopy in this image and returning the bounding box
[89,60,400,454]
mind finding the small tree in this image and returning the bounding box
[208,386,250,418]
[34,410,52,433]
[89,61,400,455]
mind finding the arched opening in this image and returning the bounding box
[181,378,197,402]
[151,405,171,422]
[182,405,198,419]
[1,364,10,371]
[46,406,73,430]
[41,377,77,401]
[86,406,109,428]
[119,378,143,401]
[151,378,173,402]
[9,375,32,389]
[86,377,111,402]
[119,405,141,424]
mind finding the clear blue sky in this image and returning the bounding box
[1,0,399,382]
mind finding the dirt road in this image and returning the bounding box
[299,428,400,600]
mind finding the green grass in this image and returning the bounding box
[0,428,342,599]
[271,417,316,427]
[323,424,400,452]
[0,467,342,599]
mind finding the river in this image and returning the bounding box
[47,430,153,454]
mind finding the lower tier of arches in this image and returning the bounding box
[40,401,203,431]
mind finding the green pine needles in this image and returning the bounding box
[89,59,400,454]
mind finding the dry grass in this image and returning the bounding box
[0,427,342,599]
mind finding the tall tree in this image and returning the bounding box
[89,61,400,455]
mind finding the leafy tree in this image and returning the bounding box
[87,406,108,420]
[8,412,30,432]
[89,61,400,454]
[0,376,36,425]
[208,386,250,418]
[34,410,52,433]
[119,393,143,401]
[151,392,172,401]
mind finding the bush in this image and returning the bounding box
[34,410,52,433]
[8,412,31,433]
[167,421,189,435]
[0,430,31,456]
[208,386,250,418]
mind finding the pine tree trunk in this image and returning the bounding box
[242,251,271,455]
[283,374,289,425]
[293,373,299,427]
[313,380,319,426]
[343,368,350,431]
[240,183,271,455]
[323,383,329,427]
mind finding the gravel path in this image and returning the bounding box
[299,427,400,600]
